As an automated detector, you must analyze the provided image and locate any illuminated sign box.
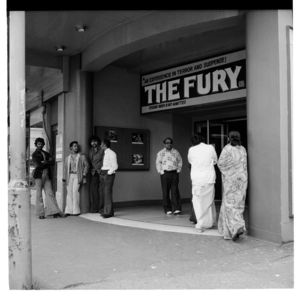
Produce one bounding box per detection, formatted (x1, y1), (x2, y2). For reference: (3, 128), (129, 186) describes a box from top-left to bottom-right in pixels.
(140, 50), (246, 114)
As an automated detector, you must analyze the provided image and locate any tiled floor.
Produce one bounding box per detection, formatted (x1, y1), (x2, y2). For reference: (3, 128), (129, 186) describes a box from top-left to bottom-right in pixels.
(80, 203), (249, 237)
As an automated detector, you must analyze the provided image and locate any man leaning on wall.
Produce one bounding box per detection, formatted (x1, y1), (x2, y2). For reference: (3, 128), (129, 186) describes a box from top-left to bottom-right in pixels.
(89, 135), (104, 213)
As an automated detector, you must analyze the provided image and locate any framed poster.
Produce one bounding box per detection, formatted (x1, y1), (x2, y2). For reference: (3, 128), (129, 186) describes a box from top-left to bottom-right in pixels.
(132, 133), (144, 144)
(105, 130), (118, 142)
(132, 154), (144, 165)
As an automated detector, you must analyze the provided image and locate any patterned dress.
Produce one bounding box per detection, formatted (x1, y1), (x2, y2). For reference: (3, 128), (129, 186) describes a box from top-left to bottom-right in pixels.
(217, 143), (248, 239)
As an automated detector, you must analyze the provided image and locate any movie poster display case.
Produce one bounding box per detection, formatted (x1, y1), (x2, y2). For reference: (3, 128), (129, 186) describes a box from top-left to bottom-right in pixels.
(95, 126), (150, 170)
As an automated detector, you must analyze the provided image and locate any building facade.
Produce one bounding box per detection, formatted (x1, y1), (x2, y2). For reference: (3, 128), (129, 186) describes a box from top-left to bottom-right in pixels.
(24, 10), (293, 244)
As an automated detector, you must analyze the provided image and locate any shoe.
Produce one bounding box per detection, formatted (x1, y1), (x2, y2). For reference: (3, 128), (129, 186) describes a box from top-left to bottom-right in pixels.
(174, 210), (181, 215)
(101, 214), (112, 218)
(232, 234), (240, 241)
(166, 211), (172, 215)
(232, 228), (244, 241)
(53, 213), (67, 218)
(39, 216), (45, 219)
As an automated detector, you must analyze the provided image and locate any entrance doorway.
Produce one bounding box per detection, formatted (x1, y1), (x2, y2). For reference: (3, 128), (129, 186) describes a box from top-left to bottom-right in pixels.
(194, 117), (247, 202)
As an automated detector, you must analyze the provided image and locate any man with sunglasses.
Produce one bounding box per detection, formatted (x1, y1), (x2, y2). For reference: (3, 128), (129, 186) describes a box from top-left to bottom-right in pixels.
(156, 137), (182, 215)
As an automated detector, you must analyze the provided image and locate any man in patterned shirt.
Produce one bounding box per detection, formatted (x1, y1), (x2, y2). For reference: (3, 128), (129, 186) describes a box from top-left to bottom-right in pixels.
(156, 137), (183, 215)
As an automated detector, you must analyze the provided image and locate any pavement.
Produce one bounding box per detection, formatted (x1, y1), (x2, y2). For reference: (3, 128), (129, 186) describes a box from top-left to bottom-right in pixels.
(29, 203), (294, 290)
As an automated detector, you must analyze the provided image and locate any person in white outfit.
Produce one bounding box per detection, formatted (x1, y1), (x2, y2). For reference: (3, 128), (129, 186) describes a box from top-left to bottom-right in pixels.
(63, 141), (90, 215)
(187, 133), (218, 232)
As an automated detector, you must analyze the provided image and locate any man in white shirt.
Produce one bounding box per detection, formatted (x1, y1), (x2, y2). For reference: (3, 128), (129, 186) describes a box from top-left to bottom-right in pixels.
(99, 139), (118, 218)
(188, 133), (218, 232)
(156, 137), (182, 215)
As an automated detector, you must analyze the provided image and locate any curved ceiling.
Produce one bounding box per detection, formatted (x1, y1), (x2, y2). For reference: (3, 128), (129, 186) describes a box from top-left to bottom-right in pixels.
(24, 10), (245, 104)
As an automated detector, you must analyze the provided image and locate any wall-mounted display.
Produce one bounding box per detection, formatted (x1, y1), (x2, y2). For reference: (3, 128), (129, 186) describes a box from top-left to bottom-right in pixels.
(95, 126), (150, 170)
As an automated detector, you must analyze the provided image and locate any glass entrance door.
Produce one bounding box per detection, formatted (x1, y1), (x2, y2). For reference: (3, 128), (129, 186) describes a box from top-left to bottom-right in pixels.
(194, 117), (247, 201)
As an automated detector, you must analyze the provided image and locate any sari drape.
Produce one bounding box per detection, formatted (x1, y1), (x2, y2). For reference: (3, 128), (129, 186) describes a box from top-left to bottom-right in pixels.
(217, 144), (248, 239)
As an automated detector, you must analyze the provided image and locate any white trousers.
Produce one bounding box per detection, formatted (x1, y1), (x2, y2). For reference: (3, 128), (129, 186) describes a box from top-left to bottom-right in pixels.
(65, 174), (81, 214)
(192, 183), (216, 230)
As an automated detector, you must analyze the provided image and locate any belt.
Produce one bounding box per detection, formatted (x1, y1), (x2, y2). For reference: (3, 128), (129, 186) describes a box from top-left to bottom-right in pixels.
(70, 172), (77, 174)
(100, 170), (109, 175)
(164, 170), (177, 173)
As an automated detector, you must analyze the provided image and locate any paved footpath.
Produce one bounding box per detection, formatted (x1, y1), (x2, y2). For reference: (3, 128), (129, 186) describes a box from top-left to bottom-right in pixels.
(29, 206), (294, 290)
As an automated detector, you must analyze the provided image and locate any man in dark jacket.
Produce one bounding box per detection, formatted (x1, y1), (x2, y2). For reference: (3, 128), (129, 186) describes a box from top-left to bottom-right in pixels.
(32, 137), (66, 219)
(89, 135), (104, 213)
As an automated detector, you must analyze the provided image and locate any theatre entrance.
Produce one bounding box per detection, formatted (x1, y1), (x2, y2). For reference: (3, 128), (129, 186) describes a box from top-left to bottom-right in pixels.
(194, 117), (247, 203)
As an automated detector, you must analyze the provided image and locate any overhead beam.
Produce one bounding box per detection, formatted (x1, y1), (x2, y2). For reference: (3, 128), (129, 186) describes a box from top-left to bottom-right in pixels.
(26, 49), (62, 69)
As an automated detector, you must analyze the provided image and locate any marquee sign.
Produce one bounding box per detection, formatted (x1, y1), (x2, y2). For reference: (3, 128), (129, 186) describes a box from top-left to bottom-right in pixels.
(140, 50), (246, 114)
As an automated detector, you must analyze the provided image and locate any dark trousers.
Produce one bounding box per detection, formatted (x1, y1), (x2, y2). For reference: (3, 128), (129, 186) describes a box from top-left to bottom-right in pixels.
(160, 171), (182, 213)
(99, 173), (115, 216)
(90, 172), (104, 213)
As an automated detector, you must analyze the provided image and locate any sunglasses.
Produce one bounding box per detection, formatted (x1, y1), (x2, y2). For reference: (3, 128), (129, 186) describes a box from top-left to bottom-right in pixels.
(165, 142), (172, 144)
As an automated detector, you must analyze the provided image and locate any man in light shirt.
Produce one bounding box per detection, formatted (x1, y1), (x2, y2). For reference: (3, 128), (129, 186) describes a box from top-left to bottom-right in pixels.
(99, 139), (118, 218)
(62, 141), (90, 216)
(188, 133), (218, 232)
(156, 137), (182, 215)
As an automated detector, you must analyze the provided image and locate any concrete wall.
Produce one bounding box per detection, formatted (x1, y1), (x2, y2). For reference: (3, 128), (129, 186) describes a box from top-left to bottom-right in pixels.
(93, 65), (173, 203)
(172, 113), (193, 200)
(62, 54), (94, 213)
(278, 10), (293, 242)
(246, 10), (293, 243)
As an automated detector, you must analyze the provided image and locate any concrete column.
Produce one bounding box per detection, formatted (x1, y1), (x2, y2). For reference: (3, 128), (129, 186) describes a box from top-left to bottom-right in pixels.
(246, 10), (292, 243)
(56, 93), (66, 211)
(8, 11), (32, 289)
(75, 71), (93, 213)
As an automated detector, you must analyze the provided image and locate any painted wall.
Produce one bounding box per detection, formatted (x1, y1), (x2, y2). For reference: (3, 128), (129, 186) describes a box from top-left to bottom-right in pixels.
(93, 65), (173, 203)
(246, 10), (293, 243)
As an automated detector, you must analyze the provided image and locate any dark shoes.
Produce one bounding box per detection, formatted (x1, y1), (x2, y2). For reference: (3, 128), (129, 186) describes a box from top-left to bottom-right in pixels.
(232, 227), (244, 241)
(53, 213), (67, 218)
(101, 214), (112, 218)
(39, 216), (45, 219)
(66, 213), (81, 216)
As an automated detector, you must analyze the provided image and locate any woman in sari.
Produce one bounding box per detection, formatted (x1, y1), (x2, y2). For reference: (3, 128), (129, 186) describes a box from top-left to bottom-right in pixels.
(188, 133), (218, 232)
(217, 131), (248, 241)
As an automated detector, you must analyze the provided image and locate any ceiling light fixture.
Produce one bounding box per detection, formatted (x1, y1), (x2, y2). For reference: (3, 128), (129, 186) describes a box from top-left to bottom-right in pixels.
(75, 25), (86, 32)
(55, 46), (65, 52)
